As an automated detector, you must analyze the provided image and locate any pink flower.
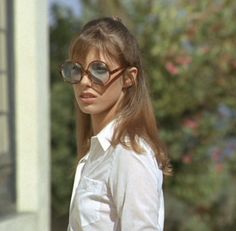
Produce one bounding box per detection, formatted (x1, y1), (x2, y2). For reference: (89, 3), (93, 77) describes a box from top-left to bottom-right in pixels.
(215, 163), (224, 173)
(183, 118), (199, 130)
(200, 46), (210, 54)
(182, 154), (193, 164)
(211, 148), (222, 162)
(165, 62), (179, 75)
(175, 55), (192, 66)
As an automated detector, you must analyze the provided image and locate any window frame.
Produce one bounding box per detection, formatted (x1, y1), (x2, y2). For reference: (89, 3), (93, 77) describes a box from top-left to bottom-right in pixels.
(6, 0), (16, 210)
(0, 0), (16, 215)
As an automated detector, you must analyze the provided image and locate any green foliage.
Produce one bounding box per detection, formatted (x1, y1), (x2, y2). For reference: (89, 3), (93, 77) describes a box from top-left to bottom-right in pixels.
(50, 0), (236, 229)
(124, 1), (236, 230)
(50, 4), (82, 216)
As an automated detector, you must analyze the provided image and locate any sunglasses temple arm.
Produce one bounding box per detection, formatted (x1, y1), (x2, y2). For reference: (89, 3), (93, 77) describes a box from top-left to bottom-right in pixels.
(110, 66), (126, 74)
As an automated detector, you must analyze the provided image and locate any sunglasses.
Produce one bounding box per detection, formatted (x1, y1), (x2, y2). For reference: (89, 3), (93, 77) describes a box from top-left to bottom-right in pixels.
(60, 60), (126, 86)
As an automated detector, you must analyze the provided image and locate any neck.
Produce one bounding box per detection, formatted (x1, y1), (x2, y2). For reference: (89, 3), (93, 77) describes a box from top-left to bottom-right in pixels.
(91, 91), (124, 135)
(91, 100), (122, 135)
(91, 113), (115, 135)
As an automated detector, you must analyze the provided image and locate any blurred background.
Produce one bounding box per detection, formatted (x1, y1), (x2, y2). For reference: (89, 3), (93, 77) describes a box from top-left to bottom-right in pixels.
(50, 0), (236, 230)
(0, 0), (235, 231)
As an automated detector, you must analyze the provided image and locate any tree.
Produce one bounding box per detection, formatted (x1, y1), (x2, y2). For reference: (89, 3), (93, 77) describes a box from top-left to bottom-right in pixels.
(50, 0), (236, 230)
(50, 3), (82, 218)
(81, 0), (236, 230)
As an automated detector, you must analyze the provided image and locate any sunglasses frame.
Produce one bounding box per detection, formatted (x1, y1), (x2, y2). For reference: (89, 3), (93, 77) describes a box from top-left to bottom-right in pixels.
(60, 60), (126, 86)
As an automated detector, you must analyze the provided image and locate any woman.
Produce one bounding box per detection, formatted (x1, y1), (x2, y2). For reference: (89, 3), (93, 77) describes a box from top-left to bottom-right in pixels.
(60, 17), (172, 231)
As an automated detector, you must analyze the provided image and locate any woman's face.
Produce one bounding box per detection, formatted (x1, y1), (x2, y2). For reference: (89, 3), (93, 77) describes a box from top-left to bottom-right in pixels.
(73, 48), (125, 122)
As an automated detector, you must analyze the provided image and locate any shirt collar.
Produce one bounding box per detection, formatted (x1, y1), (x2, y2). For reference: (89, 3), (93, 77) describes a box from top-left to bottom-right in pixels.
(91, 120), (116, 152)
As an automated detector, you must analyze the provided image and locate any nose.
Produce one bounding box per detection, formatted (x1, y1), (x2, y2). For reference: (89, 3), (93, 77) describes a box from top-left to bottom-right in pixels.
(79, 71), (92, 86)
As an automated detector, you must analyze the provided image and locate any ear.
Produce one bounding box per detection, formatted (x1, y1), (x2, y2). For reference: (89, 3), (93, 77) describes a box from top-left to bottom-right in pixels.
(123, 67), (138, 88)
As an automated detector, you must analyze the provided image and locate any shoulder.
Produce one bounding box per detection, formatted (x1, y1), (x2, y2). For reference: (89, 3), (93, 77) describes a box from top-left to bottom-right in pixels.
(111, 139), (163, 183)
(113, 138), (156, 164)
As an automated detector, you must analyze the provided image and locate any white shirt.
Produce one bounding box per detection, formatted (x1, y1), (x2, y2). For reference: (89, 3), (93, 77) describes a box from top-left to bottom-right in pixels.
(67, 121), (164, 231)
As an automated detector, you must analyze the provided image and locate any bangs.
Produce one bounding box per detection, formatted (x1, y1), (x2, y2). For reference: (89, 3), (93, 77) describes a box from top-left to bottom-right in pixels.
(69, 35), (125, 65)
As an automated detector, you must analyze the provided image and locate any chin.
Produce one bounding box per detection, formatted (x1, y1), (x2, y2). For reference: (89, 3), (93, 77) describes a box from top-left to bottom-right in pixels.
(79, 105), (98, 115)
(79, 107), (93, 114)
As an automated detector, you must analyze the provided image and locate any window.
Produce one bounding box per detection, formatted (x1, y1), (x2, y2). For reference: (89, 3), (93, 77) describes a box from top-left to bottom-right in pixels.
(0, 0), (15, 215)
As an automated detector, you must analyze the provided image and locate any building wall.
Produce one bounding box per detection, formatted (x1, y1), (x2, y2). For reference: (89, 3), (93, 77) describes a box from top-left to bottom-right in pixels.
(0, 0), (50, 230)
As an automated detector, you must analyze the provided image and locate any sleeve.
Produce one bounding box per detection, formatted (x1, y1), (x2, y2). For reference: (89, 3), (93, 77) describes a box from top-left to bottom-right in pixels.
(108, 146), (164, 231)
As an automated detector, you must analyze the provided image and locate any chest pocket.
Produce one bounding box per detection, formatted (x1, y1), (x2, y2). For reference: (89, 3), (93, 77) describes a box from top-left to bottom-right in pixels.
(76, 176), (105, 227)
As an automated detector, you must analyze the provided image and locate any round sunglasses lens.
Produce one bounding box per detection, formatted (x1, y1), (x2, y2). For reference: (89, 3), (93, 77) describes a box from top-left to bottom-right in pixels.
(62, 62), (82, 83)
(89, 62), (109, 84)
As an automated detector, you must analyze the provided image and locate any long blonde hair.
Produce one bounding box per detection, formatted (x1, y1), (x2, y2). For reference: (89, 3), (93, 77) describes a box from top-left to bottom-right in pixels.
(69, 17), (172, 175)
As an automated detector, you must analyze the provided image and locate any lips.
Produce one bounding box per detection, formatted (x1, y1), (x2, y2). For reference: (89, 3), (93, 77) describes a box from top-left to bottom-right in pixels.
(79, 92), (97, 104)
(80, 92), (96, 98)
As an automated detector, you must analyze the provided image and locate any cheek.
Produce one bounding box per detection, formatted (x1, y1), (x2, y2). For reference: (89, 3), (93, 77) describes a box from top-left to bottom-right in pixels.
(73, 86), (79, 104)
(99, 84), (123, 105)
